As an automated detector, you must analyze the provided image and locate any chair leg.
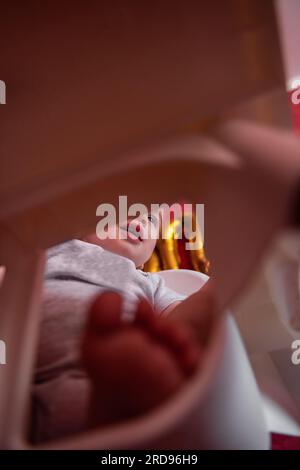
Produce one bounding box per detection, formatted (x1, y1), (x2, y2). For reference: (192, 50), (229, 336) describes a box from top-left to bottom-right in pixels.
(0, 244), (45, 449)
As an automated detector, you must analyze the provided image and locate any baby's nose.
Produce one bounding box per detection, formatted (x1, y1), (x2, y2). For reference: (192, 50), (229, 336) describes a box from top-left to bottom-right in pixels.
(141, 216), (149, 226)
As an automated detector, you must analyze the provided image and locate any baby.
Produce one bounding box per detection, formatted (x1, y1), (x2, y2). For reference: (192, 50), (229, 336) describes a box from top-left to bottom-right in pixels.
(32, 211), (214, 442)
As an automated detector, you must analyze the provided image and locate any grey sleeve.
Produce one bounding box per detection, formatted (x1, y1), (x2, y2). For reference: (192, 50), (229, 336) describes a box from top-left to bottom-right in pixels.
(150, 273), (186, 314)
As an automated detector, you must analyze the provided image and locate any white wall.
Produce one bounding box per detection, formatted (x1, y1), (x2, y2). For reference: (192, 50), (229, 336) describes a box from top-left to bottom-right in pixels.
(276, 0), (300, 89)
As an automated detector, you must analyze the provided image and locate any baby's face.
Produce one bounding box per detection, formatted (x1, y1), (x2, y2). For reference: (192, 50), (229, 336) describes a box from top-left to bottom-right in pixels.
(85, 212), (160, 268)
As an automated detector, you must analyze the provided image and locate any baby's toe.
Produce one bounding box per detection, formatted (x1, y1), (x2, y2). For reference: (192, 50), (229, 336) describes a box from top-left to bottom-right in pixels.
(81, 292), (124, 372)
(177, 342), (202, 376)
(150, 321), (192, 351)
(153, 322), (201, 376)
(86, 291), (123, 335)
(133, 299), (202, 377)
(134, 298), (157, 329)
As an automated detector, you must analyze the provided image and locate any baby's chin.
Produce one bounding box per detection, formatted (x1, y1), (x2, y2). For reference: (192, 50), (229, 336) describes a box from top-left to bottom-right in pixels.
(98, 238), (140, 266)
(87, 235), (150, 268)
(116, 239), (147, 266)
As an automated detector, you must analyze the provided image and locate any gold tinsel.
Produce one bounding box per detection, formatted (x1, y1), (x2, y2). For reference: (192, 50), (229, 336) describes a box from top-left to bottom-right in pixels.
(144, 211), (210, 274)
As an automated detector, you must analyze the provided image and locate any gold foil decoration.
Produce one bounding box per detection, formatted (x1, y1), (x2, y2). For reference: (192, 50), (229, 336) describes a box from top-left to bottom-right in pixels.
(144, 248), (162, 273)
(144, 210), (210, 274)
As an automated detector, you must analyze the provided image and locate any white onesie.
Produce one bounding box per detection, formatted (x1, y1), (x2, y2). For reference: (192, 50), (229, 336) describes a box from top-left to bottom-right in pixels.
(32, 239), (185, 442)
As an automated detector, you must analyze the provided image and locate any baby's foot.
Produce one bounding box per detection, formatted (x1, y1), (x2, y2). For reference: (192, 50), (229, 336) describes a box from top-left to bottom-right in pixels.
(81, 292), (201, 427)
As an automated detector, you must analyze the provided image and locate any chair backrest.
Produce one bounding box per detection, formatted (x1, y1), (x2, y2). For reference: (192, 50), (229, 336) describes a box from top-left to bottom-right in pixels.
(157, 269), (208, 296)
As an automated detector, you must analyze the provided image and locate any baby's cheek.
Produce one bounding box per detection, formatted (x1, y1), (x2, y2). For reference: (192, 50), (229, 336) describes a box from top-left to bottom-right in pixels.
(143, 238), (156, 260)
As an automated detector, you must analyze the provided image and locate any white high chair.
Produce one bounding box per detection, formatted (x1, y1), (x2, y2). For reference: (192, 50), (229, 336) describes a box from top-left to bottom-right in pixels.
(1, 0), (300, 450)
(159, 269), (300, 443)
(157, 269), (270, 449)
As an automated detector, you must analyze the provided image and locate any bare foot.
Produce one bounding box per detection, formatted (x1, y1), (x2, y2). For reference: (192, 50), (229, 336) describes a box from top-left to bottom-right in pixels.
(81, 292), (202, 427)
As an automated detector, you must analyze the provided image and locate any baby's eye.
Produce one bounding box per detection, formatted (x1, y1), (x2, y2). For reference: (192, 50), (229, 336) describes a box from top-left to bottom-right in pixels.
(148, 214), (158, 225)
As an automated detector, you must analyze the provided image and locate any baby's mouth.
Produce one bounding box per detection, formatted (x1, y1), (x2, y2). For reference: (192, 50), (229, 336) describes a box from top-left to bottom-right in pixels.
(120, 224), (143, 243)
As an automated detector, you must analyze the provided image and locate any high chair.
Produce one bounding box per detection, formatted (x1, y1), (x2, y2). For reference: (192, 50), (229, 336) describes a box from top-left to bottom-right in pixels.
(157, 270), (269, 449)
(1, 0), (300, 449)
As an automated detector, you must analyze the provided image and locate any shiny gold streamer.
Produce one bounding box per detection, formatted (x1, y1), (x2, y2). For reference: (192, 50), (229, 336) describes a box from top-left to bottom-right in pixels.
(144, 211), (209, 273)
